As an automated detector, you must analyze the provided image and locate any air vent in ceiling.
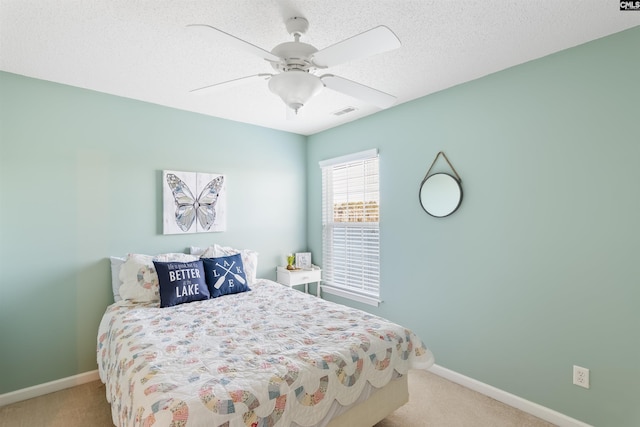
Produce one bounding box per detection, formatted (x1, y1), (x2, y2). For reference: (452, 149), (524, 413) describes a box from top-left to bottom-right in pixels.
(332, 106), (358, 116)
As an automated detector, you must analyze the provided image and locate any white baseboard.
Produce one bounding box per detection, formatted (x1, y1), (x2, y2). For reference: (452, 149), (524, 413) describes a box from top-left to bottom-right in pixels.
(0, 365), (593, 426)
(428, 364), (592, 427)
(0, 370), (100, 407)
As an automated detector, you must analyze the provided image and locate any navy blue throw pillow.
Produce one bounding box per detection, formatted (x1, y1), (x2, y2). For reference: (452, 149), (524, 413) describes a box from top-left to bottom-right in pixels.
(153, 260), (210, 308)
(202, 253), (250, 298)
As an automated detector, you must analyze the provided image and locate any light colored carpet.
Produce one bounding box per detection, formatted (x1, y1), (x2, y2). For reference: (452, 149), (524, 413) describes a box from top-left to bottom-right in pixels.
(0, 370), (555, 427)
(375, 370), (555, 427)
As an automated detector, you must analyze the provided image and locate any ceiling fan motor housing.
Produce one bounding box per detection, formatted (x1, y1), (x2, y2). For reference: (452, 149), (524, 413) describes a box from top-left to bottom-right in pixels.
(270, 41), (318, 72)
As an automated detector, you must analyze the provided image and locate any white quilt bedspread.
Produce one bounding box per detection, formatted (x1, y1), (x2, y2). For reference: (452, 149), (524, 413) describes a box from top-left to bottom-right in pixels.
(98, 279), (434, 427)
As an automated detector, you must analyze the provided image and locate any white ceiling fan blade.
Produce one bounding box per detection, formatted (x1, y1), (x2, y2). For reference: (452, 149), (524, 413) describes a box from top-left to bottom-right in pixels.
(187, 24), (280, 63)
(311, 26), (401, 68)
(321, 75), (396, 109)
(190, 74), (271, 93)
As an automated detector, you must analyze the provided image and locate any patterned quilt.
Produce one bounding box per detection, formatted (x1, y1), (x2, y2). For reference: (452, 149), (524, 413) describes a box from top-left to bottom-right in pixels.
(97, 279), (434, 427)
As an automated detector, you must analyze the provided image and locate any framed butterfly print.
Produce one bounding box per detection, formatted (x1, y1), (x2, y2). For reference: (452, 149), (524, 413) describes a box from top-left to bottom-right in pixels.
(162, 170), (227, 234)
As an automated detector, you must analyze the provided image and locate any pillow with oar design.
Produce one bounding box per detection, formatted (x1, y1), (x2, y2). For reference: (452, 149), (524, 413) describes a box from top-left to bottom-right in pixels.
(202, 253), (250, 298)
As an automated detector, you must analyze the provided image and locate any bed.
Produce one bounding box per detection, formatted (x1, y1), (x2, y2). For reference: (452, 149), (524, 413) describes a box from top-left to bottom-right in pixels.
(99, 251), (434, 427)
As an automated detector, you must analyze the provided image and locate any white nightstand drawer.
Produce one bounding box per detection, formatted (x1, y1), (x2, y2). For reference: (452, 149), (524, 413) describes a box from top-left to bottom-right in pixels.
(276, 267), (321, 286)
(276, 266), (322, 297)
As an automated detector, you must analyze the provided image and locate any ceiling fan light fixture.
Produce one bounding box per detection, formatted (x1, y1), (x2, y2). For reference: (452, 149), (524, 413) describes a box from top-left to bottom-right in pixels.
(268, 71), (323, 113)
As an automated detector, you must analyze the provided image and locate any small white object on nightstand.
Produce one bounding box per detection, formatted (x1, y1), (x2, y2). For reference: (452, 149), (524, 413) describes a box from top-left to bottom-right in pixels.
(276, 265), (322, 297)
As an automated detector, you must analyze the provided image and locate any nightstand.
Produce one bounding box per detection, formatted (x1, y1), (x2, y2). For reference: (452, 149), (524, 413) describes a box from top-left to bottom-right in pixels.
(276, 265), (322, 297)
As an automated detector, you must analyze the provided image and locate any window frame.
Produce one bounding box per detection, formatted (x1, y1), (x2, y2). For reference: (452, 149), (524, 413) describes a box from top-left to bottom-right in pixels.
(319, 149), (381, 307)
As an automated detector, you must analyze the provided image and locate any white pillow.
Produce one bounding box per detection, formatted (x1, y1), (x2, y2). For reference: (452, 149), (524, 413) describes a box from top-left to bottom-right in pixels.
(189, 246), (207, 257)
(118, 253), (199, 303)
(109, 256), (126, 302)
(193, 245), (258, 285)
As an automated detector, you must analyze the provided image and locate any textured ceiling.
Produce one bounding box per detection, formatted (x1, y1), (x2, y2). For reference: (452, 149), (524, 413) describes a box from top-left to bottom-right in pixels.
(1, 1), (638, 135)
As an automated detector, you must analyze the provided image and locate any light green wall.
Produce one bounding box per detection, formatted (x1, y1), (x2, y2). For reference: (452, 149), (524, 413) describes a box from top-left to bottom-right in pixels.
(307, 26), (640, 426)
(0, 72), (307, 394)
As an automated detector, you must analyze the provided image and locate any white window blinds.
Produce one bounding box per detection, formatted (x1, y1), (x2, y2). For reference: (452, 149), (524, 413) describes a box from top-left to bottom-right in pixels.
(320, 149), (380, 305)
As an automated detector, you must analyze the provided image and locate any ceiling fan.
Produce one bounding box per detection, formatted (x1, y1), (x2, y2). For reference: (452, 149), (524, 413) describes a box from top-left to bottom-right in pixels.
(188, 17), (401, 115)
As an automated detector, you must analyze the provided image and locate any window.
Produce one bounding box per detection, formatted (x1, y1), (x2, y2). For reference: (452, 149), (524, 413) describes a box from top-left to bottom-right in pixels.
(319, 149), (380, 306)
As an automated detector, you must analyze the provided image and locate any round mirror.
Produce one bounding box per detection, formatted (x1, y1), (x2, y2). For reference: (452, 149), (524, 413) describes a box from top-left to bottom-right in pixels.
(419, 173), (462, 218)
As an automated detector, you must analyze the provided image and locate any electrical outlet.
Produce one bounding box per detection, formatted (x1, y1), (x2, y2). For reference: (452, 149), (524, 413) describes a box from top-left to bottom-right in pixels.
(573, 365), (590, 389)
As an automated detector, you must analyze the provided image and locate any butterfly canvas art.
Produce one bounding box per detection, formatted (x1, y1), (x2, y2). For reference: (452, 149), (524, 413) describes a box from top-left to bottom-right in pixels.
(162, 170), (226, 234)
